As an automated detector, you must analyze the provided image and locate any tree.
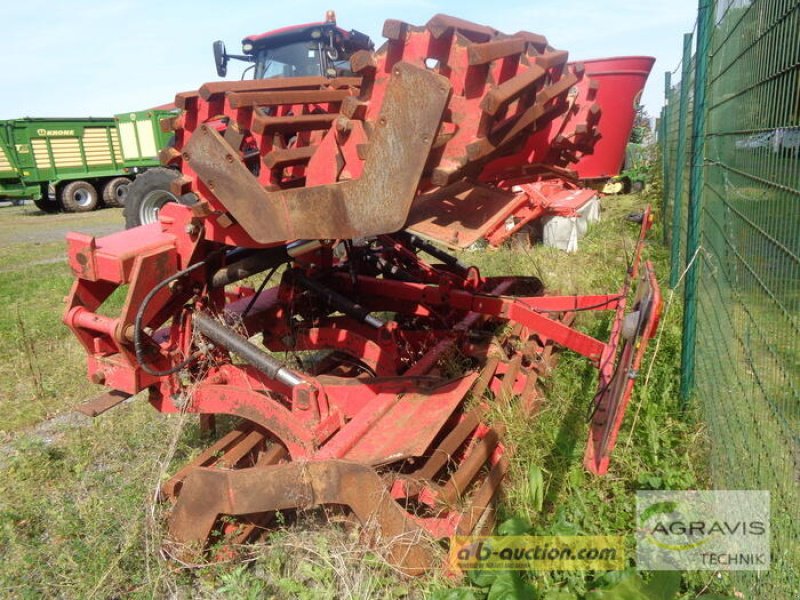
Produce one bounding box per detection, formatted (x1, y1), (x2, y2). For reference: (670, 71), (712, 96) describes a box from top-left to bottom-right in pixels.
(629, 104), (652, 144)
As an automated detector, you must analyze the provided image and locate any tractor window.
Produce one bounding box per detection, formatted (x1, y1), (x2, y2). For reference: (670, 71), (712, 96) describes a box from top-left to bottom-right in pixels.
(256, 42), (322, 78)
(330, 57), (355, 77)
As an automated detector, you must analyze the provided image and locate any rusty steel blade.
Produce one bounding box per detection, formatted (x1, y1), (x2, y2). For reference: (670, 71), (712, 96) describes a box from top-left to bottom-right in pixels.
(168, 460), (434, 575)
(335, 374), (478, 466)
(405, 183), (519, 249)
(184, 62), (451, 243)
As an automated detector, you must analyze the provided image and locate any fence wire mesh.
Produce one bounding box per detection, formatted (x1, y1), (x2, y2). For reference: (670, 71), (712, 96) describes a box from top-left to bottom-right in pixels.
(662, 0), (799, 596)
(662, 79), (683, 248)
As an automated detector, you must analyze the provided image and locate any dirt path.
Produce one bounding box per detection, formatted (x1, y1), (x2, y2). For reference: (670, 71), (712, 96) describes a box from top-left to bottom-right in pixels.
(0, 203), (124, 245)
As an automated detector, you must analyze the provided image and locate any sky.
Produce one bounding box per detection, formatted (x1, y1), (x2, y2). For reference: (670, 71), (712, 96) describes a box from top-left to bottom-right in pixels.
(0, 0), (699, 122)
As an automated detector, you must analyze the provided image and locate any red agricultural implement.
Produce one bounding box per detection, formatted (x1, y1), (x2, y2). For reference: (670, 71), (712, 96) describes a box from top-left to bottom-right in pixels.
(65, 14), (661, 574)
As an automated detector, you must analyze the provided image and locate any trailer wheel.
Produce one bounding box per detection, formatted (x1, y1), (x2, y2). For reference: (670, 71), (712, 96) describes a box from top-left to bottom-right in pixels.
(124, 168), (181, 229)
(60, 181), (99, 212)
(33, 198), (60, 213)
(102, 177), (132, 208)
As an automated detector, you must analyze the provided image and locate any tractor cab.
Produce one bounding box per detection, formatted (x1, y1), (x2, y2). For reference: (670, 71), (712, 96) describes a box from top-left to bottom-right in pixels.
(213, 11), (373, 80)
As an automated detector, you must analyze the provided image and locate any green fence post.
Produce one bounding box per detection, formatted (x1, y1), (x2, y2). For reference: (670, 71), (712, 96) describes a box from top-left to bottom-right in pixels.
(680, 0), (712, 402)
(662, 71), (672, 246)
(670, 33), (694, 288)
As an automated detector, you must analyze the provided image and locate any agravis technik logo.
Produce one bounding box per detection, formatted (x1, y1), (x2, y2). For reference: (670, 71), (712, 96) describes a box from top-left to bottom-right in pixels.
(636, 490), (770, 571)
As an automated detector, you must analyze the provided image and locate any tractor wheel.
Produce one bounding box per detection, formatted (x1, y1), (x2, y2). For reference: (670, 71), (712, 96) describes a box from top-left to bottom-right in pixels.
(102, 177), (132, 208)
(124, 168), (181, 229)
(60, 181), (99, 212)
(33, 197), (60, 213)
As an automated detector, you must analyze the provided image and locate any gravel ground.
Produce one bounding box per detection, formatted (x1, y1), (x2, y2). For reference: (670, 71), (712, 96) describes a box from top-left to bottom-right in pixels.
(0, 202), (124, 246)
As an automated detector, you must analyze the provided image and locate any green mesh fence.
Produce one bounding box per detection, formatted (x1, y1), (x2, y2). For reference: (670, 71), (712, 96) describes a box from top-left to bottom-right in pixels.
(662, 55), (696, 287)
(663, 0), (799, 596)
(662, 75), (683, 250)
(673, 54), (696, 287)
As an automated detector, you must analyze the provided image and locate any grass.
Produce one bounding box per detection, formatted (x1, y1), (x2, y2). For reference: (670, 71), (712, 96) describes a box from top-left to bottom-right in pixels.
(0, 195), (731, 598)
(0, 261), (92, 432)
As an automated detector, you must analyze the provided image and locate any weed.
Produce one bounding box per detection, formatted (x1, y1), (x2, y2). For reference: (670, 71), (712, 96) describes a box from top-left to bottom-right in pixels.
(14, 305), (45, 402)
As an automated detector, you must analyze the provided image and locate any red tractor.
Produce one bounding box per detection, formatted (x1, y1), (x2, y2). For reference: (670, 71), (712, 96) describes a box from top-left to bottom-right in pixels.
(213, 10), (373, 80)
